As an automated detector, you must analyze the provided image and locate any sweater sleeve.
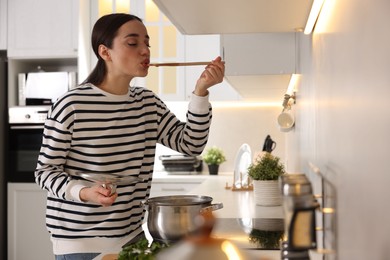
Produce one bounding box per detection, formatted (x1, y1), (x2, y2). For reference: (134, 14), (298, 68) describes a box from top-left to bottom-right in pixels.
(34, 107), (87, 202)
(157, 92), (212, 155)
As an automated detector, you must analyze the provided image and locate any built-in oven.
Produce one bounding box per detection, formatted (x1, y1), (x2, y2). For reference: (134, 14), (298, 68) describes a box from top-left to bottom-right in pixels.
(7, 106), (49, 183)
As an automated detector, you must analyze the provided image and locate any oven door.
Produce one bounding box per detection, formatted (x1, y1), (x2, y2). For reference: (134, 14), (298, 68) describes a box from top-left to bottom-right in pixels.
(8, 124), (44, 182)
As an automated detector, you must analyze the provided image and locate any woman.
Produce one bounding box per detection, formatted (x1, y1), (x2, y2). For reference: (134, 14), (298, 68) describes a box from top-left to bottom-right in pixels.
(35, 13), (224, 260)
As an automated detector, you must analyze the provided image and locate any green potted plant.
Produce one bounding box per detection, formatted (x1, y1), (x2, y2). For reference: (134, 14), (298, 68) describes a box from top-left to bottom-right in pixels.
(248, 152), (285, 206)
(202, 146), (226, 175)
(249, 229), (284, 249)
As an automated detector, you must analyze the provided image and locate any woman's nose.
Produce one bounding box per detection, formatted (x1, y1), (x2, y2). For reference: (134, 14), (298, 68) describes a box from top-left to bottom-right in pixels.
(140, 45), (150, 55)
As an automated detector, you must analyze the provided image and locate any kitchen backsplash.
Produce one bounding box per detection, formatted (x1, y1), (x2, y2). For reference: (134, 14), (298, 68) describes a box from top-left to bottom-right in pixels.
(154, 101), (286, 173)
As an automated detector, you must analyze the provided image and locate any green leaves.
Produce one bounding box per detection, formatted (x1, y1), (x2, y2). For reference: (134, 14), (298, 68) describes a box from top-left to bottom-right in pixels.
(118, 238), (169, 260)
(202, 146), (226, 165)
(248, 152), (285, 181)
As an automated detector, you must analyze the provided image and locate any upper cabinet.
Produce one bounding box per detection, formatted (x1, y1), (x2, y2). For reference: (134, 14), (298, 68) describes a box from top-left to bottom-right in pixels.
(222, 33), (296, 102)
(152, 0), (314, 34)
(0, 0), (6, 50)
(184, 35), (241, 101)
(7, 0), (79, 59)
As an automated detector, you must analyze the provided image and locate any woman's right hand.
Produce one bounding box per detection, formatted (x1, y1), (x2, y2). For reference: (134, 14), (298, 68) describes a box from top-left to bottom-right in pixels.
(80, 185), (118, 207)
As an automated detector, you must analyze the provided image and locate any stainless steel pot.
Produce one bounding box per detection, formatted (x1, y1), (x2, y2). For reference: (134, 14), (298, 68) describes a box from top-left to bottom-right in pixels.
(142, 195), (223, 243)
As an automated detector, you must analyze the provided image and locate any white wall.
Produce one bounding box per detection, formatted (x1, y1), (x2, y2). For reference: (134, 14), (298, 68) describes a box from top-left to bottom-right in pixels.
(154, 102), (286, 173)
(288, 0), (390, 259)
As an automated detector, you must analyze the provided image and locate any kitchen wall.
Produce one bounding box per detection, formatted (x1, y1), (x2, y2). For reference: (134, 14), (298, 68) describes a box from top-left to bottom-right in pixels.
(154, 101), (286, 173)
(287, 0), (390, 259)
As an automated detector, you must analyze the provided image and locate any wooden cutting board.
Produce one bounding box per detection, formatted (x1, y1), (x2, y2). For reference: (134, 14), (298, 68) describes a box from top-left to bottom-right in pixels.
(101, 254), (118, 260)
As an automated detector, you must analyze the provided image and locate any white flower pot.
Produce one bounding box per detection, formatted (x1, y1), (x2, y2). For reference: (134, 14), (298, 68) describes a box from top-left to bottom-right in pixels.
(253, 180), (282, 206)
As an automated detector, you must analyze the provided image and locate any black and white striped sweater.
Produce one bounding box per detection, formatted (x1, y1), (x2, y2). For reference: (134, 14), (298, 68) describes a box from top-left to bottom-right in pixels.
(34, 83), (212, 254)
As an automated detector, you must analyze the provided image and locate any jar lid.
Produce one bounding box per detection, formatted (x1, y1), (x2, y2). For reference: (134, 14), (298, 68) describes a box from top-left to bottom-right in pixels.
(280, 174), (313, 196)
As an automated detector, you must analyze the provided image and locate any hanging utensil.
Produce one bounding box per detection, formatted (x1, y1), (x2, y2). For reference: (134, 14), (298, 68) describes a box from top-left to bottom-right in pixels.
(262, 135), (276, 153)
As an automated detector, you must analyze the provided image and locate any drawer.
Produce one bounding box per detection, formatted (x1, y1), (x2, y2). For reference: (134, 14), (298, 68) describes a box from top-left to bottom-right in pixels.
(150, 182), (202, 197)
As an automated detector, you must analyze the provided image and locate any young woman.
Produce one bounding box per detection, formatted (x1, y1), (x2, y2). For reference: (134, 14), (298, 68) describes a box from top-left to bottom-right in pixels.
(34, 13), (224, 260)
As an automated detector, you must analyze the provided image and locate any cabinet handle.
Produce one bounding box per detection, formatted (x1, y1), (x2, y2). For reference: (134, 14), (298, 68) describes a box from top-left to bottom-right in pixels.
(161, 188), (185, 191)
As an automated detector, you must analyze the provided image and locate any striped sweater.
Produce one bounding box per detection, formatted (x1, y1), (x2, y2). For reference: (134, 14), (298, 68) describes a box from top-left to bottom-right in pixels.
(34, 83), (212, 254)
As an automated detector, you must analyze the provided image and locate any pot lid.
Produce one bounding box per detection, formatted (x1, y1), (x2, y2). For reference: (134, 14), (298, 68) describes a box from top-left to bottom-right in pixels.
(146, 195), (213, 206)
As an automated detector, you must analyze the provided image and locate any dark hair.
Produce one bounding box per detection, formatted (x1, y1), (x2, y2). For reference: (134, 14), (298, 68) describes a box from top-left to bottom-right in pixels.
(82, 13), (143, 86)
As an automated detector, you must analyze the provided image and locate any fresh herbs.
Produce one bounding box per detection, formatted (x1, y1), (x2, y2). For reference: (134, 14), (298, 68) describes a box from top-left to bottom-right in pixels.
(118, 238), (169, 260)
(249, 229), (284, 249)
(202, 146), (226, 165)
(248, 152), (285, 181)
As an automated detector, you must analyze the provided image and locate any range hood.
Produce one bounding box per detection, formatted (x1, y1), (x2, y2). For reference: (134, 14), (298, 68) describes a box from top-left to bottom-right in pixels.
(152, 0), (314, 34)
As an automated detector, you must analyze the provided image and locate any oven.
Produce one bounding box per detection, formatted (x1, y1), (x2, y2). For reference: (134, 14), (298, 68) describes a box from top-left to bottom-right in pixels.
(7, 106), (49, 183)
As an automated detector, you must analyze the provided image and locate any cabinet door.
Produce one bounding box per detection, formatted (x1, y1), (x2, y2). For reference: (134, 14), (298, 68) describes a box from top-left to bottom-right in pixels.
(0, 0), (6, 50)
(150, 181), (203, 197)
(222, 33), (295, 76)
(8, 183), (54, 260)
(7, 0), (79, 58)
(184, 34), (241, 101)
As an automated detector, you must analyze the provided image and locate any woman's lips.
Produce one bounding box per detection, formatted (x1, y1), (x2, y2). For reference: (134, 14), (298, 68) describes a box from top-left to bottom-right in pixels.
(141, 59), (150, 69)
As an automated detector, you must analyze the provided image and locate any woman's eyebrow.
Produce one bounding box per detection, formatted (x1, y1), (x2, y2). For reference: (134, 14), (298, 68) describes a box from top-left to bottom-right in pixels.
(125, 33), (150, 39)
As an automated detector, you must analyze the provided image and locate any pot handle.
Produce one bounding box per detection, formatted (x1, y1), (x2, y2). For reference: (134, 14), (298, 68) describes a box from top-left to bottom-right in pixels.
(199, 203), (223, 214)
(139, 200), (148, 210)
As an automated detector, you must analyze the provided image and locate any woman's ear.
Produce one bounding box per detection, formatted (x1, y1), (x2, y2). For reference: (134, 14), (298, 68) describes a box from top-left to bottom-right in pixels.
(98, 44), (111, 61)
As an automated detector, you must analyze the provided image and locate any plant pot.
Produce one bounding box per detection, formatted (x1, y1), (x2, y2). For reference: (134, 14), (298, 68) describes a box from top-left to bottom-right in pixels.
(253, 180), (282, 206)
(208, 164), (219, 175)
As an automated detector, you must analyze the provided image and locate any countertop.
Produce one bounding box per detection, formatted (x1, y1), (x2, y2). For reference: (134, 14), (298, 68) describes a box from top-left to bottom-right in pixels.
(94, 174), (284, 259)
(94, 174), (323, 259)
(94, 174), (322, 260)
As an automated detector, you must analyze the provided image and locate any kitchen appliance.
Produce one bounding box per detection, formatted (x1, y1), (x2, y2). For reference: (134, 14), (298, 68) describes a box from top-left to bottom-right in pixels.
(280, 174), (319, 259)
(142, 195), (223, 243)
(159, 154), (202, 174)
(7, 106), (49, 182)
(0, 51), (7, 260)
(18, 71), (76, 106)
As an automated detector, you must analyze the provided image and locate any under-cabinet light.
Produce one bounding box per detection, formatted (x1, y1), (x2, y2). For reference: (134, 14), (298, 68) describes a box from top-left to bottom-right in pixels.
(211, 102), (281, 108)
(286, 74), (299, 96)
(304, 0), (325, 34)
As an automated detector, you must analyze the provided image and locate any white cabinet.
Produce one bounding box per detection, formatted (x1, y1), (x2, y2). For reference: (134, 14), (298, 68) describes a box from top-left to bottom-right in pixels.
(7, 0), (79, 58)
(150, 177), (206, 197)
(222, 33), (295, 76)
(152, 0), (313, 34)
(0, 0), (6, 50)
(221, 32), (296, 102)
(184, 34), (241, 101)
(8, 183), (54, 260)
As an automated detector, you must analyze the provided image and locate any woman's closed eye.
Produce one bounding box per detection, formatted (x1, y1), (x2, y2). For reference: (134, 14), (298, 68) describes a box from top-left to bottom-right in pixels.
(127, 42), (151, 48)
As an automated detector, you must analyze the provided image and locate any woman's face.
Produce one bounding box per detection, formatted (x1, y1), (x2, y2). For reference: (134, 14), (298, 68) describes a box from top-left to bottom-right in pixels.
(106, 19), (151, 79)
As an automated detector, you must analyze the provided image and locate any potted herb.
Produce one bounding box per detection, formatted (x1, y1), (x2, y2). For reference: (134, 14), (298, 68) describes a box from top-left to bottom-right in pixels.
(202, 146), (226, 175)
(249, 229), (284, 249)
(248, 152), (285, 206)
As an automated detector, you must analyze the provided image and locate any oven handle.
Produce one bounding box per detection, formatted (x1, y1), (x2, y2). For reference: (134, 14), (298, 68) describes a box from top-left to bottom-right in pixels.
(10, 125), (44, 129)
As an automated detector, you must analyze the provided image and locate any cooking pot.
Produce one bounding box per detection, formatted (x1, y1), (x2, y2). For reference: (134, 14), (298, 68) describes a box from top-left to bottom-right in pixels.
(142, 195), (223, 243)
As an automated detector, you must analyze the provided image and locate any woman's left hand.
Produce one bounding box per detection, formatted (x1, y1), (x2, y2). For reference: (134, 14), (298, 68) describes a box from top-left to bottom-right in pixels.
(194, 56), (225, 96)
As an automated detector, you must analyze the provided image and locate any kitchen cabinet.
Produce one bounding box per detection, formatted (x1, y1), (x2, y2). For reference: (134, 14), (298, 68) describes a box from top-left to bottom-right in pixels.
(7, 183), (54, 260)
(152, 0), (313, 34)
(150, 176), (206, 197)
(0, 0), (6, 50)
(221, 32), (296, 102)
(7, 0), (79, 58)
(184, 34), (241, 101)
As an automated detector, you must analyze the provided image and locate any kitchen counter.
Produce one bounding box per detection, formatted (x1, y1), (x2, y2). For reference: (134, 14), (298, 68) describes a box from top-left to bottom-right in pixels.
(94, 174), (284, 259)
